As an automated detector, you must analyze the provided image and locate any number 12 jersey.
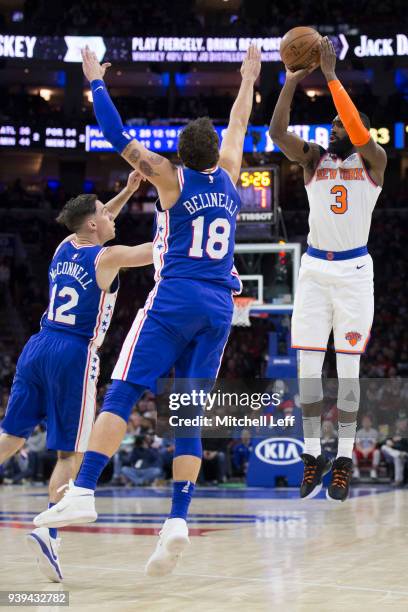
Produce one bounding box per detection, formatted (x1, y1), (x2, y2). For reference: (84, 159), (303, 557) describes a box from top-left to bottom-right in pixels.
(41, 240), (118, 347)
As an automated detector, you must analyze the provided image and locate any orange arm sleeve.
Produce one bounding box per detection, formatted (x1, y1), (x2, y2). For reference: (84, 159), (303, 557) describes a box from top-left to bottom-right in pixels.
(328, 80), (370, 147)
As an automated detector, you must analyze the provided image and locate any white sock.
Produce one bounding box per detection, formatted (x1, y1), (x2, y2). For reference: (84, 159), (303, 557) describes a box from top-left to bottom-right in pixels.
(302, 415), (321, 457)
(337, 421), (357, 459)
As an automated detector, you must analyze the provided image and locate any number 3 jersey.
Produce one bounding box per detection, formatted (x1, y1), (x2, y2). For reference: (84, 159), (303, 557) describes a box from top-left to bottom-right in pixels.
(153, 166), (242, 293)
(305, 152), (381, 251)
(41, 240), (118, 347)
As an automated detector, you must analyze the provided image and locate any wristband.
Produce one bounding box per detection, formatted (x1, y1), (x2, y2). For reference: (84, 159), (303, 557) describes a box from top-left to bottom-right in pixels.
(91, 80), (132, 153)
(328, 79), (370, 147)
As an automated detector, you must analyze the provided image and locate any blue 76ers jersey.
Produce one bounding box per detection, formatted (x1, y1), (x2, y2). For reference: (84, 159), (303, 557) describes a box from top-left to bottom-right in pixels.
(153, 166), (242, 293)
(41, 240), (118, 347)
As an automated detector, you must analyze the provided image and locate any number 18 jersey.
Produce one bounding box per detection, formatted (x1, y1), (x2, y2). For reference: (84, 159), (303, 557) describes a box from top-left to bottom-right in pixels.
(41, 240), (118, 347)
(153, 166), (242, 293)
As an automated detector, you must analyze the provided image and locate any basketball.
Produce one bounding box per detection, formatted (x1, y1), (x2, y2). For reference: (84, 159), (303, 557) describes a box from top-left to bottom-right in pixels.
(280, 26), (321, 71)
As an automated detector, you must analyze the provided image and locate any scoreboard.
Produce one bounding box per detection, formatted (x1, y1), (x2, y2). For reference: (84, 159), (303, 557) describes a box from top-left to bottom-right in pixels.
(0, 123), (406, 153)
(237, 169), (273, 218)
(236, 167), (278, 241)
(0, 124), (85, 149)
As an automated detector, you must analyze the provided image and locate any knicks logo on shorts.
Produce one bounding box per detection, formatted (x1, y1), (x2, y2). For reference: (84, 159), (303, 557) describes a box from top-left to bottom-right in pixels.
(345, 331), (362, 347)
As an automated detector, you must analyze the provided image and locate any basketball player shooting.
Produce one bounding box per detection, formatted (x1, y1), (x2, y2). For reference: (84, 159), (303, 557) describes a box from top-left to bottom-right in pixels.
(35, 46), (261, 575)
(0, 171), (152, 581)
(269, 37), (387, 502)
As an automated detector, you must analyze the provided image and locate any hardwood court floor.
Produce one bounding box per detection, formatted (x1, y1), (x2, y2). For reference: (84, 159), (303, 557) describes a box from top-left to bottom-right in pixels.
(1, 485), (407, 612)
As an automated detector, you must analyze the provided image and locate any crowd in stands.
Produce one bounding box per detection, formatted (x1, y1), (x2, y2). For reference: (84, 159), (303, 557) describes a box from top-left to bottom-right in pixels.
(3, 0), (407, 35)
(113, 94), (238, 125)
(1, 85), (406, 128)
(0, 91), (64, 127)
(0, 92), (239, 128)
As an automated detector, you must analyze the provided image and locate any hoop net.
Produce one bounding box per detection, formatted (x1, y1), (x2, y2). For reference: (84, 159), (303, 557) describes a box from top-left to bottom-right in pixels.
(232, 297), (257, 327)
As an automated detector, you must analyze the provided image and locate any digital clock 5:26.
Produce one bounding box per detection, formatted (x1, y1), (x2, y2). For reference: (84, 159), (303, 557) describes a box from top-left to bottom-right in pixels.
(240, 171), (271, 188)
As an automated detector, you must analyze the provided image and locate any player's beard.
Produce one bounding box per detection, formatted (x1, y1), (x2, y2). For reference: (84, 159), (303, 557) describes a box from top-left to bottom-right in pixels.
(328, 134), (354, 158)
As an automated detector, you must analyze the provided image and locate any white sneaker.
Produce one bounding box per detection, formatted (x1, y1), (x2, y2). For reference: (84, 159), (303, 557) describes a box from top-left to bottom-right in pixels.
(33, 480), (97, 528)
(26, 527), (63, 582)
(370, 469), (378, 479)
(145, 518), (190, 577)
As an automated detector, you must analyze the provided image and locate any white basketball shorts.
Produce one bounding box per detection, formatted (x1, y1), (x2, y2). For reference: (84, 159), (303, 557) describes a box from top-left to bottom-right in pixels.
(291, 252), (374, 354)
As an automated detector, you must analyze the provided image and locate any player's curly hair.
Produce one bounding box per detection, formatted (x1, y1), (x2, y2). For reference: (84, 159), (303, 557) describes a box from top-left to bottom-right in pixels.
(56, 194), (97, 233)
(178, 117), (220, 172)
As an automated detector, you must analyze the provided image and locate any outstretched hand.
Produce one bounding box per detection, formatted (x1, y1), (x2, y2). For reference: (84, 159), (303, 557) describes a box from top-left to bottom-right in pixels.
(240, 45), (261, 83)
(126, 170), (144, 192)
(81, 45), (111, 82)
(320, 36), (337, 81)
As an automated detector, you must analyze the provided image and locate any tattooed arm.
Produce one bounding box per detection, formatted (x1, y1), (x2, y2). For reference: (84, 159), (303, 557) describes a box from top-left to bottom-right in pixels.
(121, 140), (179, 207)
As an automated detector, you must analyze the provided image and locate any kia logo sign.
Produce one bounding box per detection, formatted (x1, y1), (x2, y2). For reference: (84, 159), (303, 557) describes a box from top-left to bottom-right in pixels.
(255, 437), (305, 465)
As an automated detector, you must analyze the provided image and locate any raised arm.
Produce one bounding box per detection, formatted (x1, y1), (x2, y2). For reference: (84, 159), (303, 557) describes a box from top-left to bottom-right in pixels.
(82, 47), (178, 197)
(269, 64), (321, 173)
(104, 170), (143, 219)
(320, 37), (387, 185)
(219, 45), (261, 183)
(53, 171), (143, 255)
(96, 242), (153, 292)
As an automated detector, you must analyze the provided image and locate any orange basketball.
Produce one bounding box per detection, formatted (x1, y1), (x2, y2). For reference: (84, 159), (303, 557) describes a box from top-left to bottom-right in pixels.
(280, 26), (321, 72)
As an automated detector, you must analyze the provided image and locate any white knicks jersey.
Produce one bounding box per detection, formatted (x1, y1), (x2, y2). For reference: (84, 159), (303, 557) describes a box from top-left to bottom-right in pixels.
(305, 152), (381, 251)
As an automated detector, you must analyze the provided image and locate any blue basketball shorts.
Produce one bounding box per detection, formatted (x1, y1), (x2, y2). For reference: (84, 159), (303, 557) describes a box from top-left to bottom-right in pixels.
(1, 330), (100, 452)
(112, 278), (233, 391)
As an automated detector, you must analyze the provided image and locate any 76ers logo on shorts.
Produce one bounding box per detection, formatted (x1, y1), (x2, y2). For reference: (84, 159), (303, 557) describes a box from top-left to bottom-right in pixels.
(345, 331), (362, 347)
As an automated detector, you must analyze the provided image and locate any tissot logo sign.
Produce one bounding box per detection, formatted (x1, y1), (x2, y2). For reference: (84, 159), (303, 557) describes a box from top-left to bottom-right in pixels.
(255, 438), (304, 466)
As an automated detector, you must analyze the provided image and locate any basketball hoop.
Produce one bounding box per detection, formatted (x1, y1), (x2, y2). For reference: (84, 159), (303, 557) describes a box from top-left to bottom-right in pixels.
(232, 297), (257, 327)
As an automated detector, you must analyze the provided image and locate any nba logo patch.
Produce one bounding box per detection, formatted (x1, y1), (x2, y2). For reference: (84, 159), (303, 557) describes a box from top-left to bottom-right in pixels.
(209, 176), (214, 183)
(72, 253), (79, 260)
(345, 331), (362, 347)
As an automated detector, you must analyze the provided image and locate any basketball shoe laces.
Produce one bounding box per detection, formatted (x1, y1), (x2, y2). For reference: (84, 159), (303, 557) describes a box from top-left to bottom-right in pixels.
(332, 466), (350, 488)
(303, 464), (317, 484)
